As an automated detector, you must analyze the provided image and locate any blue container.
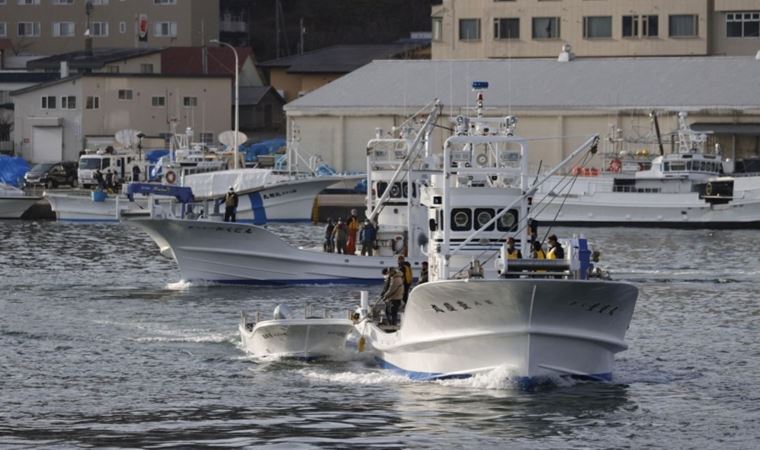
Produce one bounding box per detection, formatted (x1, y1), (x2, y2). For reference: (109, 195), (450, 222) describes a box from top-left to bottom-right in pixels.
(91, 190), (107, 202)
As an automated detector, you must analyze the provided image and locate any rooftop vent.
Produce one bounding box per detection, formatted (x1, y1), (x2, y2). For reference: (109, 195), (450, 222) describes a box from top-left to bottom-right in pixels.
(558, 43), (575, 62)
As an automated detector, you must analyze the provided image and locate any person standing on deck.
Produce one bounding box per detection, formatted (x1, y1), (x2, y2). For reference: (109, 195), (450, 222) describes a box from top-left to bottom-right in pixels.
(382, 267), (404, 326)
(417, 261), (429, 285)
(332, 218), (348, 254)
(397, 255), (413, 304)
(132, 164), (141, 182)
(346, 209), (360, 254)
(224, 187), (239, 222)
(359, 220), (376, 256)
(546, 234), (565, 259)
(324, 218), (335, 252)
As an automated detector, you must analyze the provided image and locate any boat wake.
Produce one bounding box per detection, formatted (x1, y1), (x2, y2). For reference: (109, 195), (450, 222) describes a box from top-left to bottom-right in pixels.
(165, 279), (194, 290)
(134, 329), (236, 344)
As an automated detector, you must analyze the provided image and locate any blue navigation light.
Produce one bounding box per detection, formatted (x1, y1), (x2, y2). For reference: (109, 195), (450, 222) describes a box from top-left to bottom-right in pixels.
(472, 81), (489, 90)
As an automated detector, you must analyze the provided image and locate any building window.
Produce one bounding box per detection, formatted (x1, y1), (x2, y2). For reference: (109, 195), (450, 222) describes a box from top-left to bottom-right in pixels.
(154, 21), (177, 37)
(17, 0), (40, 4)
(52, 22), (75, 37)
(140, 63), (154, 74)
(118, 89), (133, 100)
(583, 16), (611, 38)
(41, 96), (56, 109)
(18, 22), (40, 37)
(154, 0), (176, 4)
(0, 23), (5, 38)
(642, 15), (658, 37)
(183, 96), (198, 107)
(494, 17), (519, 40)
(151, 96), (166, 107)
(432, 17), (443, 41)
(61, 95), (76, 109)
(459, 18), (481, 41)
(91, 21), (109, 37)
(669, 14), (698, 37)
(119, 21), (126, 33)
(727, 12), (760, 38)
(622, 15), (638, 38)
(91, 0), (109, 4)
(532, 17), (560, 39)
(86, 96), (99, 109)
(200, 132), (214, 144)
(52, 0), (74, 4)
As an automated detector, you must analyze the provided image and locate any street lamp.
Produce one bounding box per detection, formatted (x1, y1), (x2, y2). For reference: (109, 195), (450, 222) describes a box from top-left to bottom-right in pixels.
(210, 39), (239, 169)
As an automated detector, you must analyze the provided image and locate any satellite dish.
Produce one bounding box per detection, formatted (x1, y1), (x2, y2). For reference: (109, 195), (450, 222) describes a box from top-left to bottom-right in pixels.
(114, 129), (143, 149)
(218, 130), (248, 150)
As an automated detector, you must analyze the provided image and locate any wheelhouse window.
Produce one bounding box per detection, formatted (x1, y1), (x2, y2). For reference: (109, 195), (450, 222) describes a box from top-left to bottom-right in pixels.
(532, 17), (560, 39)
(494, 17), (519, 40)
(727, 12), (760, 38)
(583, 16), (612, 38)
(669, 14), (698, 37)
(459, 18), (481, 41)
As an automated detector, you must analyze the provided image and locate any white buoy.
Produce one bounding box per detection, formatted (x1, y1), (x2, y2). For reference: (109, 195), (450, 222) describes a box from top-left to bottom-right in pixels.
(360, 290), (369, 319)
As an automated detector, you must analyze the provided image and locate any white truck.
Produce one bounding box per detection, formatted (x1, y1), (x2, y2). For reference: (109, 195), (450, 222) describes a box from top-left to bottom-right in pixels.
(78, 149), (146, 189)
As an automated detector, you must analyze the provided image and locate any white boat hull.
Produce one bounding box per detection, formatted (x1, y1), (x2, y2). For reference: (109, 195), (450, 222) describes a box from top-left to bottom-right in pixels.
(239, 318), (355, 359)
(0, 195), (41, 219)
(45, 177), (345, 223)
(130, 218), (421, 284)
(358, 279), (637, 381)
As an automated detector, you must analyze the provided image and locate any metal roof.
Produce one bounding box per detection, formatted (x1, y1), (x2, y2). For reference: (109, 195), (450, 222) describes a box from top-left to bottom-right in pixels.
(26, 48), (162, 71)
(285, 56), (760, 112)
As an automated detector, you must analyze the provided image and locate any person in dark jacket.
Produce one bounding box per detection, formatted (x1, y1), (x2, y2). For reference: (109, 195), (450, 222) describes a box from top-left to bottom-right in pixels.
(417, 261), (429, 285)
(324, 218), (335, 253)
(132, 164), (141, 182)
(332, 218), (348, 254)
(104, 169), (114, 191)
(547, 234), (564, 259)
(94, 169), (105, 190)
(359, 220), (377, 256)
(224, 187), (239, 222)
(397, 255), (413, 303)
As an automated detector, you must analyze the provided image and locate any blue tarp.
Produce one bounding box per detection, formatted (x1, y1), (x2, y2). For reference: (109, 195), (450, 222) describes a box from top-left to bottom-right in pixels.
(0, 156), (32, 187)
(239, 138), (286, 163)
(144, 149), (170, 163)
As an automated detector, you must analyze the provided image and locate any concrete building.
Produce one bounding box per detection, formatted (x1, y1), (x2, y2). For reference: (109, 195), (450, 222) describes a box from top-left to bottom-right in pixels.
(432, 0), (760, 59)
(0, 71), (59, 154)
(0, 0), (219, 59)
(11, 73), (231, 163)
(285, 57), (760, 172)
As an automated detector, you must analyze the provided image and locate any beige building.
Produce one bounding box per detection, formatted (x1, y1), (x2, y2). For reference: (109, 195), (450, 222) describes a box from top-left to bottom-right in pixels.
(11, 73), (231, 163)
(432, 0), (760, 59)
(0, 0), (219, 57)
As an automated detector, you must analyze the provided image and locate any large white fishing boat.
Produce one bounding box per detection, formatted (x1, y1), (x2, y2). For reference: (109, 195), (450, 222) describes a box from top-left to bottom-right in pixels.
(532, 113), (760, 228)
(0, 183), (41, 219)
(124, 101), (443, 283)
(354, 85), (638, 383)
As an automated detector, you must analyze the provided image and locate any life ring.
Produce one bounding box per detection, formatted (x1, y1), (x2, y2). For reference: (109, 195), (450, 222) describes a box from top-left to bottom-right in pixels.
(476, 154), (488, 166)
(165, 170), (177, 184)
(608, 159), (622, 173)
(389, 183), (401, 198)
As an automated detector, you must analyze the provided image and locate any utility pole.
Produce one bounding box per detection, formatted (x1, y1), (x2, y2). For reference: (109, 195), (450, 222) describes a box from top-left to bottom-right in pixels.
(275, 0), (280, 58)
(299, 17), (305, 55)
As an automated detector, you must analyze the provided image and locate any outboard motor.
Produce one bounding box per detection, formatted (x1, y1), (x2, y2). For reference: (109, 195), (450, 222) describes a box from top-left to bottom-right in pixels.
(273, 304), (292, 320)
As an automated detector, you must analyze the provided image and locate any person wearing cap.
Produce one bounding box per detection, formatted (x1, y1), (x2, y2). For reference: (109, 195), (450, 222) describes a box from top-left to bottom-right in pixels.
(332, 217), (348, 254)
(345, 208), (360, 254)
(359, 219), (377, 256)
(397, 255), (413, 303)
(223, 187), (239, 222)
(382, 267), (404, 326)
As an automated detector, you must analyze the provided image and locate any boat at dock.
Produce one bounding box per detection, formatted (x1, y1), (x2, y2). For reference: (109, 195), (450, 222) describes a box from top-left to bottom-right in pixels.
(532, 112), (760, 228)
(239, 304), (355, 360)
(0, 183), (42, 219)
(353, 85), (638, 383)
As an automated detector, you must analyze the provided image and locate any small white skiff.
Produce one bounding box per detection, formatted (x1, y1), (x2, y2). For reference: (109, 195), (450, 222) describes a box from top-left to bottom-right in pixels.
(239, 305), (355, 360)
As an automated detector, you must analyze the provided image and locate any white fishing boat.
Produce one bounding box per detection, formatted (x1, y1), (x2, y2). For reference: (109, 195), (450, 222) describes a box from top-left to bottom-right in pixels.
(239, 304), (355, 360)
(0, 183), (41, 219)
(124, 101), (443, 283)
(46, 126), (358, 223)
(353, 84), (638, 383)
(532, 113), (760, 228)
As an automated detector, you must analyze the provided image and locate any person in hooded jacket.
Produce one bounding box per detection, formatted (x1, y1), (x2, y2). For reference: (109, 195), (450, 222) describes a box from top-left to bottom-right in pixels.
(382, 267), (404, 326)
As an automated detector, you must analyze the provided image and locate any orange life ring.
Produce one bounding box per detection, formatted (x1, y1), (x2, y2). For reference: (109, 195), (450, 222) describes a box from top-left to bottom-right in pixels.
(165, 170), (177, 184)
(608, 159), (622, 173)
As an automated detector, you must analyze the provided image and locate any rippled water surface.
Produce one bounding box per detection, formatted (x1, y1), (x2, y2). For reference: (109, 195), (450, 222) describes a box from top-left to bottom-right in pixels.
(1, 222), (759, 448)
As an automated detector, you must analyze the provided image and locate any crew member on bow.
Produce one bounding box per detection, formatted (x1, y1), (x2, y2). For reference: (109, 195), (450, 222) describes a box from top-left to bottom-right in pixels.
(224, 187), (239, 222)
(345, 209), (360, 254)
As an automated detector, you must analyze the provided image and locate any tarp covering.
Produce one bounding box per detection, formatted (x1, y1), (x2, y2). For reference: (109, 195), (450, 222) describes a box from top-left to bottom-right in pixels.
(144, 149), (170, 163)
(182, 168), (289, 199)
(0, 155), (32, 187)
(239, 138), (286, 163)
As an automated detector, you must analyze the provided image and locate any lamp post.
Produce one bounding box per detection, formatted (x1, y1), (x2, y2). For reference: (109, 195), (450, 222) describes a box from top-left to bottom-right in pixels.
(210, 39), (239, 169)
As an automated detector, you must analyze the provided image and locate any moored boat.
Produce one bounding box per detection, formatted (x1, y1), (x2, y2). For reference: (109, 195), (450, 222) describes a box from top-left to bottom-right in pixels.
(0, 183), (42, 219)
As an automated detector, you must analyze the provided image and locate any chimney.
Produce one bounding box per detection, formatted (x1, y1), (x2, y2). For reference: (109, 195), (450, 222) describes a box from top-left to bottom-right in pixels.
(60, 61), (69, 78)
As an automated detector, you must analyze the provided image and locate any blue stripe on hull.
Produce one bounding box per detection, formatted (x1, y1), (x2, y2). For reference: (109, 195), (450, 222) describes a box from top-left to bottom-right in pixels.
(376, 358), (612, 388)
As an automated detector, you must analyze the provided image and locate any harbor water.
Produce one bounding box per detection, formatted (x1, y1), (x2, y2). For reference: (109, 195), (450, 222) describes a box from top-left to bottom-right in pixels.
(1, 221), (758, 448)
